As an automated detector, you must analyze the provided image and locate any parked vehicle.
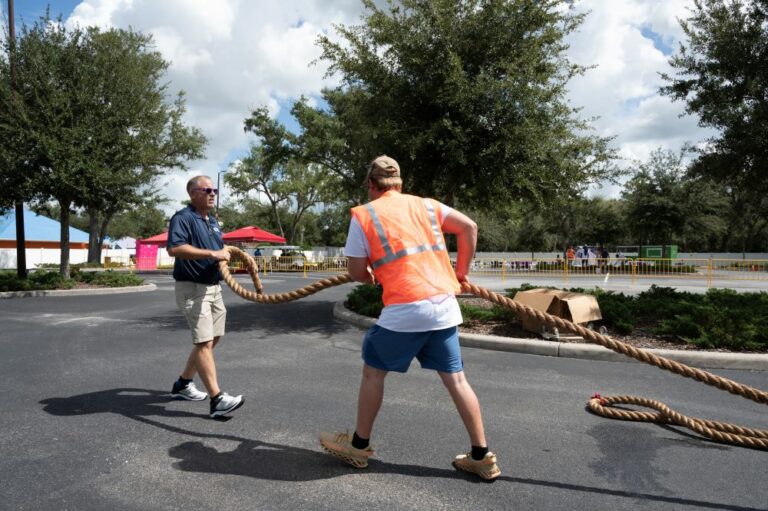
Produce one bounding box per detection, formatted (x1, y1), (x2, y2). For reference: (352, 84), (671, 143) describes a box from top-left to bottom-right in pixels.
(274, 250), (319, 271)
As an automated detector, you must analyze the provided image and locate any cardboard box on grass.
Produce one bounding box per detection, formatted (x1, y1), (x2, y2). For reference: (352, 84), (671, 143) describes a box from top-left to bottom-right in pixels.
(512, 288), (602, 333)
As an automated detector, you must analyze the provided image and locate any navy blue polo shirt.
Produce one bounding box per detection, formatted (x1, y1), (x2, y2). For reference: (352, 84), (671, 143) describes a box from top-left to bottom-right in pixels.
(167, 205), (224, 284)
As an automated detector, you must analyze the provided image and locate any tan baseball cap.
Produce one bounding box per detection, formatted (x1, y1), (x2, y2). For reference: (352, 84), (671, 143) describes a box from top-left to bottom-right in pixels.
(367, 155), (400, 179)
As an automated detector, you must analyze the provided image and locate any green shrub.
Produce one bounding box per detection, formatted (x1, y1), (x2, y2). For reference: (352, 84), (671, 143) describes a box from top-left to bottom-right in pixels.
(0, 269), (143, 292)
(75, 270), (144, 287)
(594, 293), (635, 335)
(345, 284), (384, 318)
(460, 303), (518, 322)
(28, 271), (75, 290)
(0, 271), (32, 292)
(345, 280), (767, 351)
(655, 289), (768, 350)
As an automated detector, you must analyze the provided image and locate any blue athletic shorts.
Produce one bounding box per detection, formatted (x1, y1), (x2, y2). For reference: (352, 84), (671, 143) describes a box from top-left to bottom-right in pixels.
(362, 325), (464, 373)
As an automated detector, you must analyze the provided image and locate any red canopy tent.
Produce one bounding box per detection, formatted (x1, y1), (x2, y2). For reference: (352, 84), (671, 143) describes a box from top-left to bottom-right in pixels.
(222, 226), (286, 244)
(139, 231), (169, 245)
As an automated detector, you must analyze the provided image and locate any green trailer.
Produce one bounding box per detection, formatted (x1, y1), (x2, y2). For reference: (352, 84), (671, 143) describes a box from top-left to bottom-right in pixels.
(617, 245), (678, 260)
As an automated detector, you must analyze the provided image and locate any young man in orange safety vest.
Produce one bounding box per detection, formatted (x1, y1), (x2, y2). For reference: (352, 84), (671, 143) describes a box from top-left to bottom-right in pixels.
(319, 155), (500, 480)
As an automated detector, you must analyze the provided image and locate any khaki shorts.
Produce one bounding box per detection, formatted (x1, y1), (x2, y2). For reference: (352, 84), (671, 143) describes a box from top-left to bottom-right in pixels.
(175, 281), (226, 344)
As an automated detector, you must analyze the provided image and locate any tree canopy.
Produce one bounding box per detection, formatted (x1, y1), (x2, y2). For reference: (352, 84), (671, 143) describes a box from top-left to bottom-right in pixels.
(226, 146), (344, 244)
(661, 0), (768, 214)
(0, 16), (205, 276)
(244, 0), (617, 210)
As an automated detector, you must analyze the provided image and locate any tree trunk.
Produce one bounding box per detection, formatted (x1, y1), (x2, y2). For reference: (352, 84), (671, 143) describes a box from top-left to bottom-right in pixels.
(99, 214), (112, 250)
(59, 202), (71, 278)
(87, 208), (101, 264)
(269, 200), (285, 239)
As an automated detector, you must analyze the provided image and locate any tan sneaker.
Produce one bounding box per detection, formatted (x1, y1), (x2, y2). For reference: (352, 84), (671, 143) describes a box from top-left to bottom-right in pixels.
(319, 431), (374, 468)
(452, 452), (501, 480)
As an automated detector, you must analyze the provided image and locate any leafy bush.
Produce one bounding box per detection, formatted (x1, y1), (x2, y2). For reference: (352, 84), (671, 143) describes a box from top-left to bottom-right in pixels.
(345, 284), (384, 318)
(0, 270), (75, 291)
(0, 271), (32, 292)
(75, 270), (144, 287)
(593, 292), (635, 335)
(460, 303), (518, 322)
(0, 269), (143, 291)
(30, 271), (76, 290)
(655, 289), (768, 350)
(345, 281), (768, 351)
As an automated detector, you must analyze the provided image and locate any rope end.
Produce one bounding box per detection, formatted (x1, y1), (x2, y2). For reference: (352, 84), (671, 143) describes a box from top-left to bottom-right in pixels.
(590, 393), (607, 406)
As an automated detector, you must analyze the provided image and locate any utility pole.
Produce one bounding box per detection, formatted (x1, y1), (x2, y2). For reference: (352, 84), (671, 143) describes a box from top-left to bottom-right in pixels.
(216, 169), (227, 219)
(8, 0), (27, 278)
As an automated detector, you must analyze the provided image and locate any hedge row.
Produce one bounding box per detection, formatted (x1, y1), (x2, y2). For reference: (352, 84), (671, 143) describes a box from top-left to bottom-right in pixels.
(508, 284), (767, 351)
(0, 270), (144, 292)
(346, 283), (768, 351)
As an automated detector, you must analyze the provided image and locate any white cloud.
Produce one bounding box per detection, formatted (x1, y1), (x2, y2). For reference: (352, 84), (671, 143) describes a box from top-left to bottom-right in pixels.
(565, 0), (714, 197)
(50, 0), (715, 210)
(63, 0), (363, 213)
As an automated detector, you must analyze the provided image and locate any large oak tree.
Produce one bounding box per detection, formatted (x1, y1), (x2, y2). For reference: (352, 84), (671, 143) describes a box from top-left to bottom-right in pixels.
(0, 16), (205, 276)
(244, 0), (617, 211)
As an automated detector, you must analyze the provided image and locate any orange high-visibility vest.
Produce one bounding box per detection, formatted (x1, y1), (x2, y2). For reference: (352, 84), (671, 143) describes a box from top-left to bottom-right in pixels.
(351, 191), (460, 306)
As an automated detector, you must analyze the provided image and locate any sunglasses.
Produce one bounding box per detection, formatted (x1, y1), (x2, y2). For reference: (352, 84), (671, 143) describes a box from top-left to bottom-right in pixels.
(192, 187), (219, 195)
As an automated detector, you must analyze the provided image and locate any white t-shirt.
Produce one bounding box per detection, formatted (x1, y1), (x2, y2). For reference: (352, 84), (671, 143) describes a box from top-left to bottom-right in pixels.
(344, 202), (463, 332)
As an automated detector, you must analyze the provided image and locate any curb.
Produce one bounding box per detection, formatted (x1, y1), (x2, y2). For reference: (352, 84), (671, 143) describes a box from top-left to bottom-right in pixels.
(332, 301), (768, 371)
(0, 283), (157, 299)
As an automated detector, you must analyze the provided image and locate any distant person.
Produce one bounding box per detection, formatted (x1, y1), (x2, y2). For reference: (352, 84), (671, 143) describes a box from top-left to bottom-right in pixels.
(166, 175), (244, 419)
(254, 247), (262, 257)
(565, 246), (575, 262)
(574, 245), (585, 268)
(587, 246), (597, 267)
(319, 155), (500, 480)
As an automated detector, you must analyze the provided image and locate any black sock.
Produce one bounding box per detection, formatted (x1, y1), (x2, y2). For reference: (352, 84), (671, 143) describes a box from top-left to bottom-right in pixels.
(352, 431), (369, 449)
(471, 446), (488, 461)
(178, 377), (193, 386)
(210, 392), (222, 402)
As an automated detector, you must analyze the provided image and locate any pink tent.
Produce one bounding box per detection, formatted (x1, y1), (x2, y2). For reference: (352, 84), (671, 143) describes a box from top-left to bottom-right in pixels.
(223, 226), (286, 244)
(138, 231), (169, 245)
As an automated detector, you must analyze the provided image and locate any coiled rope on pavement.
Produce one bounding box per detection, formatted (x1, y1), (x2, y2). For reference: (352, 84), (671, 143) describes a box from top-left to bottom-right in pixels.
(219, 245), (768, 450)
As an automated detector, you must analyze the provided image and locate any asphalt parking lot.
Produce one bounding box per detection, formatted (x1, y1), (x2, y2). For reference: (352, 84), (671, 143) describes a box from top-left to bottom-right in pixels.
(0, 273), (766, 510)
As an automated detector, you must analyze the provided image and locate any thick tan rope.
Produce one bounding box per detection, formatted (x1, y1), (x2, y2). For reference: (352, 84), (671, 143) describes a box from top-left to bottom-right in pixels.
(219, 245), (768, 449)
(219, 245), (353, 304)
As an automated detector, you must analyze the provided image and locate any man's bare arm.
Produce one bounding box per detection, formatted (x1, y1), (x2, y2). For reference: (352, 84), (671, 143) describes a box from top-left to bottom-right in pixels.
(347, 256), (375, 284)
(441, 210), (477, 282)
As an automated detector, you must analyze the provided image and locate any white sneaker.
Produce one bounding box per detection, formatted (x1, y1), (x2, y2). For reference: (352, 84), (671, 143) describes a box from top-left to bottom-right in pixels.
(171, 381), (208, 401)
(210, 392), (244, 418)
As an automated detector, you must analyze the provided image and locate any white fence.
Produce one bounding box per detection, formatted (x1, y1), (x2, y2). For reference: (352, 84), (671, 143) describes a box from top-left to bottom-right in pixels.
(0, 248), (89, 269)
(2, 247), (767, 271)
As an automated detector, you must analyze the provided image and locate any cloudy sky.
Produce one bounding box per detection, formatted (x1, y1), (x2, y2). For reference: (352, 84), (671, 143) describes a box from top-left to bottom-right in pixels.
(3, 0), (712, 211)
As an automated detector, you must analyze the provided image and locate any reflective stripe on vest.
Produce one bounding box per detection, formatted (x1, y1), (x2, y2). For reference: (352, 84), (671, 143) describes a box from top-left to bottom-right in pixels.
(365, 198), (446, 270)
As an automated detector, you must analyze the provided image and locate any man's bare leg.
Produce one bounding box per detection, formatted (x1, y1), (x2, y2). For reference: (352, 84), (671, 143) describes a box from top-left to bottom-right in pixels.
(181, 338), (220, 397)
(355, 364), (388, 438)
(439, 370), (486, 447)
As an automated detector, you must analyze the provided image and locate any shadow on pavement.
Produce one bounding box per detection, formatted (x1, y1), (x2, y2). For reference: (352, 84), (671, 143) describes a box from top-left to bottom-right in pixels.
(39, 388), (761, 510)
(133, 299), (344, 338)
(40, 387), (206, 419)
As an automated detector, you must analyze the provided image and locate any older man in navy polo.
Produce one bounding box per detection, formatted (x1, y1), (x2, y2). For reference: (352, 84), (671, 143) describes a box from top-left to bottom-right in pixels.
(166, 175), (244, 418)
